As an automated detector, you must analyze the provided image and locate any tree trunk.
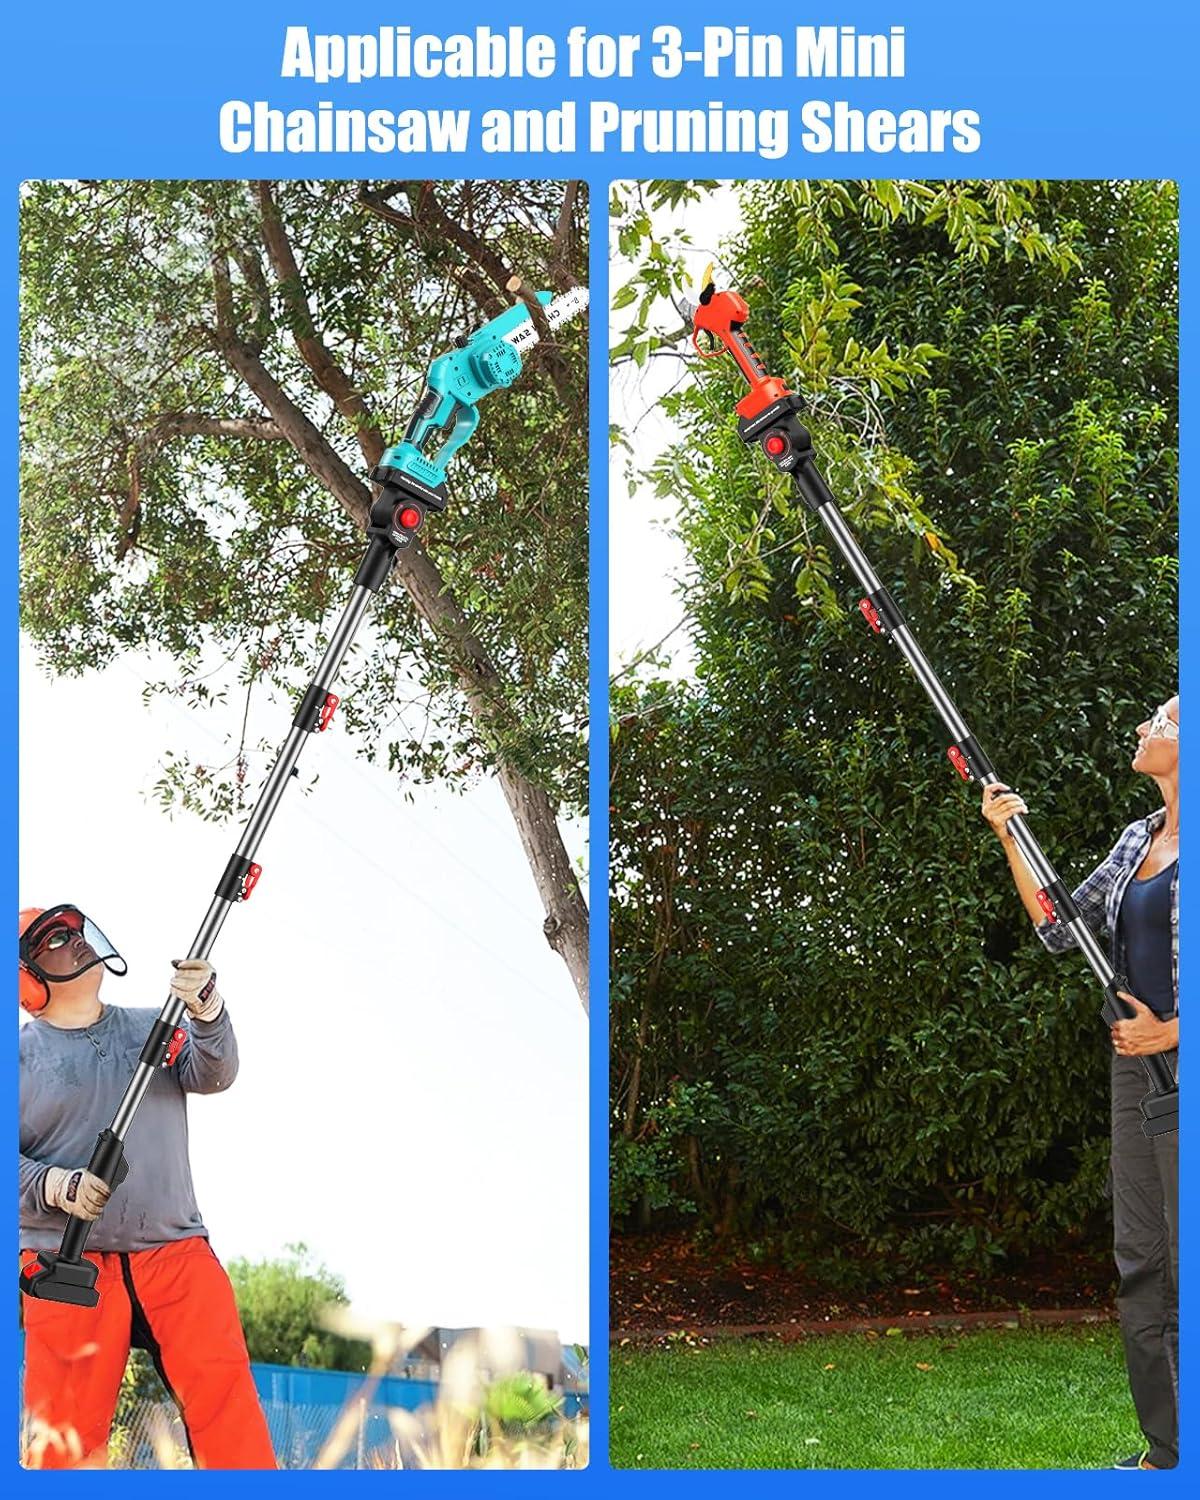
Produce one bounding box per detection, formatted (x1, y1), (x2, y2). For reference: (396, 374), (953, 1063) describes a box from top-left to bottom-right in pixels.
(495, 760), (590, 1010)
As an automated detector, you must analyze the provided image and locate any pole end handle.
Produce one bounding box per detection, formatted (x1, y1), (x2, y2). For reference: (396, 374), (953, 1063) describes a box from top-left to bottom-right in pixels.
(20, 1250), (100, 1306)
(1140, 1087), (1178, 1138)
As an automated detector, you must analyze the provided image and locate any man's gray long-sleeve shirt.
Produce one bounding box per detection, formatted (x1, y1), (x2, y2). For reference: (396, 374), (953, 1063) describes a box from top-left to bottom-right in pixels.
(19, 1004), (238, 1252)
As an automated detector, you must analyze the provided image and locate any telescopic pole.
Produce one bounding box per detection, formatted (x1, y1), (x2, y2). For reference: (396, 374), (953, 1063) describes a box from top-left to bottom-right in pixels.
(22, 287), (589, 1306)
(686, 273), (1177, 1141)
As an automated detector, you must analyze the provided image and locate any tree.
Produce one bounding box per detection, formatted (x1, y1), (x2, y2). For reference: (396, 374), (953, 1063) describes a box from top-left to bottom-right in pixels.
(20, 180), (589, 1008)
(226, 1243), (373, 1371)
(610, 181), (1177, 1282)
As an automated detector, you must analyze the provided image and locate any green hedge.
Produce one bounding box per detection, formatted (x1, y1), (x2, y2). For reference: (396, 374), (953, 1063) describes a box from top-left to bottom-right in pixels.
(610, 181), (1177, 1285)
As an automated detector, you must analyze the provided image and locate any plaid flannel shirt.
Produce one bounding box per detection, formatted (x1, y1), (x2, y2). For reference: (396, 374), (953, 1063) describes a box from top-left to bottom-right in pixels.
(1036, 806), (1178, 1017)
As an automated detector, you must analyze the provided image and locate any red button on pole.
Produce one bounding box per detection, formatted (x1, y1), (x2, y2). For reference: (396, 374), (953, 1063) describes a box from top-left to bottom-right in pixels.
(398, 506), (422, 530)
(763, 433), (787, 457)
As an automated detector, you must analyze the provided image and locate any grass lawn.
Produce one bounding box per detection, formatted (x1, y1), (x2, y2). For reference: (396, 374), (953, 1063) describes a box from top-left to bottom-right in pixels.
(611, 1325), (1140, 1468)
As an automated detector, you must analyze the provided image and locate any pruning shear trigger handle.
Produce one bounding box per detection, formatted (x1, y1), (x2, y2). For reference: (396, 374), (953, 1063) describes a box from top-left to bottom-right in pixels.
(692, 328), (724, 360)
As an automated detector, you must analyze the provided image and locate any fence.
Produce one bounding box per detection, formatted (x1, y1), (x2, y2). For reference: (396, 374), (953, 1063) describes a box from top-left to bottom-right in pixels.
(106, 1391), (438, 1470)
(21, 1349), (589, 1470)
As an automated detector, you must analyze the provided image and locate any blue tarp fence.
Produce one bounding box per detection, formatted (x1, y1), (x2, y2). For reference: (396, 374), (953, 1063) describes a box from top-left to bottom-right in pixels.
(251, 1361), (441, 1468)
(20, 1339), (588, 1469)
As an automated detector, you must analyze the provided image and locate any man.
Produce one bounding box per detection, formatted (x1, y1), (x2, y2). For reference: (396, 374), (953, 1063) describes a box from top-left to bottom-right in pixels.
(19, 904), (276, 1469)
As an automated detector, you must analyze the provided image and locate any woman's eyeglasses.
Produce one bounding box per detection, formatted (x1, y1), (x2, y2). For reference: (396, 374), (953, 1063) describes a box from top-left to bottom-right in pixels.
(1146, 705), (1180, 741)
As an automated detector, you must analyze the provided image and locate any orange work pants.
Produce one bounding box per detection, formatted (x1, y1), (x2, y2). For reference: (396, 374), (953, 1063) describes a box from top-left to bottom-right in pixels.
(21, 1235), (276, 1469)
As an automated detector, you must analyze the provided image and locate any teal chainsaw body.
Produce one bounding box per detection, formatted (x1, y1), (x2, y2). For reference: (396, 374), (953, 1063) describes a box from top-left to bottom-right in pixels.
(380, 292), (553, 489)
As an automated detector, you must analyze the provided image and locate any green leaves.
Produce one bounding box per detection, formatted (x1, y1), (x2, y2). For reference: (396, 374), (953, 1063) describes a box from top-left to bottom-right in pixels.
(610, 180), (1177, 1285)
(226, 1243), (372, 1372)
(20, 180), (589, 819)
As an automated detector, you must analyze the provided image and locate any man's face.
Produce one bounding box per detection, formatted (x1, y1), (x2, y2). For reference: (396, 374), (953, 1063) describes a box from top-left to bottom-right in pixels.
(30, 918), (97, 976)
(28, 914), (104, 1008)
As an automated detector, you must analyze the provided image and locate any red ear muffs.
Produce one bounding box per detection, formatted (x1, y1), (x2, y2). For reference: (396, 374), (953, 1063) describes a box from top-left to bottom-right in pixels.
(18, 963), (50, 1015)
(19, 906), (53, 1014)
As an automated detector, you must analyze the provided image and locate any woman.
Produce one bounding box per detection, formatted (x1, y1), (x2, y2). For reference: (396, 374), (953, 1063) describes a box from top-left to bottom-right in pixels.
(983, 696), (1178, 1471)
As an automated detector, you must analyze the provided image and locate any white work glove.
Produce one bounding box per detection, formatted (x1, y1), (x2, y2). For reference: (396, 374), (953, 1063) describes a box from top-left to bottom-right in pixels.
(170, 958), (224, 1023)
(44, 1165), (112, 1221)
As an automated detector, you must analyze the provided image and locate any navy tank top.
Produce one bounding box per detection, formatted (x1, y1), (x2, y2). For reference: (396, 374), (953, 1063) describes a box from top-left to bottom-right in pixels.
(1117, 860), (1176, 1018)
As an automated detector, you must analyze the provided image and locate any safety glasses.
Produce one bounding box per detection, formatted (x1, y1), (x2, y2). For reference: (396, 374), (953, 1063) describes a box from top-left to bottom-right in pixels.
(1146, 705), (1180, 741)
(19, 905), (127, 985)
(36, 926), (80, 954)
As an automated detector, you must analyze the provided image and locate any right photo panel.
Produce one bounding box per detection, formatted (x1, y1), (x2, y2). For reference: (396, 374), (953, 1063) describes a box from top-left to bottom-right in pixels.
(608, 180), (1178, 1470)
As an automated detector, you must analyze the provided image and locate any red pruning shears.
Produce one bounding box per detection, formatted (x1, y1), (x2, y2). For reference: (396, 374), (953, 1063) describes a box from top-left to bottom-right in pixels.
(689, 263), (793, 421)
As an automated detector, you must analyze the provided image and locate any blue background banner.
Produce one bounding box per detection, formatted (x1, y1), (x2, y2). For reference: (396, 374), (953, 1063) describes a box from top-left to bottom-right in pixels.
(5, 0), (1194, 1490)
(5, 4), (1199, 177)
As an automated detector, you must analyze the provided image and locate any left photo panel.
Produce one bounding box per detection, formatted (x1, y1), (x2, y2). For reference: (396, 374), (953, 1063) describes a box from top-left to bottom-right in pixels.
(18, 179), (590, 1470)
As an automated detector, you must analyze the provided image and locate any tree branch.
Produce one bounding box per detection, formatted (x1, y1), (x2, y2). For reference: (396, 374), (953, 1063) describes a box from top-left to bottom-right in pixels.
(408, 179), (514, 294)
(115, 448), (141, 561)
(210, 250), (235, 338)
(356, 186), (506, 320)
(113, 406), (285, 562)
(231, 244), (271, 352)
(140, 412), (285, 448)
(254, 181), (386, 467)
(217, 335), (374, 526)
(551, 180), (581, 283)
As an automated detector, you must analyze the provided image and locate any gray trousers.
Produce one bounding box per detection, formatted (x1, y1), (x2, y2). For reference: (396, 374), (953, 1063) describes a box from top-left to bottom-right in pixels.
(1111, 1052), (1178, 1468)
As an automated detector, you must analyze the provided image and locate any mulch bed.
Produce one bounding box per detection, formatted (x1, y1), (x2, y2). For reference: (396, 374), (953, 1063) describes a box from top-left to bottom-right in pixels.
(611, 1233), (1116, 1341)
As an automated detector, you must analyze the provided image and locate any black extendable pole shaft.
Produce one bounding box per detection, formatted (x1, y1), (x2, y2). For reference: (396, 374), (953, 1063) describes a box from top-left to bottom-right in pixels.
(23, 468), (446, 1305)
(740, 394), (1177, 1138)
(60, 1215), (88, 1263)
(22, 573), (381, 1303)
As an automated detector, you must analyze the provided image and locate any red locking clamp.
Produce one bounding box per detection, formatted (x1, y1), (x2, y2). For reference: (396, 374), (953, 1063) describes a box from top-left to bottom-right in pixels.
(947, 746), (971, 780)
(859, 598), (883, 634)
(1035, 888), (1058, 923)
(163, 1028), (187, 1066)
(216, 854), (264, 905)
(318, 693), (340, 732)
